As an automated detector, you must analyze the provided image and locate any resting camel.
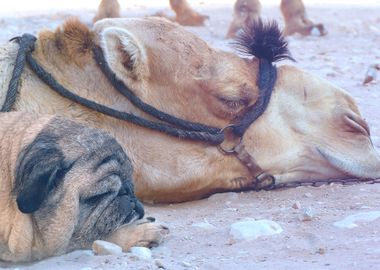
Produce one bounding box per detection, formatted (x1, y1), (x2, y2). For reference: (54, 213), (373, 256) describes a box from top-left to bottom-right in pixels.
(226, 0), (327, 38)
(0, 18), (379, 204)
(94, 0), (326, 37)
(93, 0), (209, 26)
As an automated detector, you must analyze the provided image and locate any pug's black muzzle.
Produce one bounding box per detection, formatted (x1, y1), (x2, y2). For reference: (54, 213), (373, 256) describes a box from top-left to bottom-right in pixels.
(118, 184), (144, 223)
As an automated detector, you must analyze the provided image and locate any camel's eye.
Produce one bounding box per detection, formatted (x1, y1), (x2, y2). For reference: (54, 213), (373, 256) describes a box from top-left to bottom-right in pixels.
(217, 96), (248, 110)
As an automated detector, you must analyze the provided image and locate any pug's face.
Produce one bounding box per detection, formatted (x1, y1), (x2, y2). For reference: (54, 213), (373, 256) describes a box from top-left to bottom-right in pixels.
(13, 117), (144, 259)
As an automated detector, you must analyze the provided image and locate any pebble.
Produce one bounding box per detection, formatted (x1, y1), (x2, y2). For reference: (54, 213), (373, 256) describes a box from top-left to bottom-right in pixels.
(292, 201), (301, 209)
(92, 240), (123, 256)
(333, 211), (380, 229)
(191, 221), (216, 230)
(155, 259), (165, 269)
(300, 207), (314, 221)
(130, 247), (152, 260)
(363, 64), (380, 84)
(304, 192), (313, 198)
(310, 26), (322, 36)
(229, 219), (283, 241)
(181, 261), (192, 268)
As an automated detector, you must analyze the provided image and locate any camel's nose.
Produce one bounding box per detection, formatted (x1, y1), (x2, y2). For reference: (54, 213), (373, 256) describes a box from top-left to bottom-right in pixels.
(342, 111), (370, 136)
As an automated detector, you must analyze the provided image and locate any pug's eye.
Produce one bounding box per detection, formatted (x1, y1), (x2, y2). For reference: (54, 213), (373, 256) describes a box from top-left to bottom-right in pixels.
(83, 192), (111, 205)
(218, 96), (248, 110)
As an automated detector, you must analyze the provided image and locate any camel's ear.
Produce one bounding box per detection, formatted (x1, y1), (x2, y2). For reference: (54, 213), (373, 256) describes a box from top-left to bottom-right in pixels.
(100, 27), (149, 80)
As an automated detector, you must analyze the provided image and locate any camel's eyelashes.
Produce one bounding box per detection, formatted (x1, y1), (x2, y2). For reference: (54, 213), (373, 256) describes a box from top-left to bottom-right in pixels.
(217, 96), (248, 110)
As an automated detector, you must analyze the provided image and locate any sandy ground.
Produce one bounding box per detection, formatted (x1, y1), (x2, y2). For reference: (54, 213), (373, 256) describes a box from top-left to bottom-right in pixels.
(1, 0), (380, 269)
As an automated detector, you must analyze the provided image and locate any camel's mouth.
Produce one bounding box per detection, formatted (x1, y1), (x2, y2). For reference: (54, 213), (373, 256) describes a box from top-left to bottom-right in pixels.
(316, 146), (380, 180)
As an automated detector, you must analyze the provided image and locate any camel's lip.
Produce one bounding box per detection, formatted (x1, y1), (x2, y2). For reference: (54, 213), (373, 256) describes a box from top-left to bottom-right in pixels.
(316, 146), (380, 180)
(316, 146), (354, 177)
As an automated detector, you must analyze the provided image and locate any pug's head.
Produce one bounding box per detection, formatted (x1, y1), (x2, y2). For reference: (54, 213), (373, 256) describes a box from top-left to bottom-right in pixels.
(13, 117), (144, 260)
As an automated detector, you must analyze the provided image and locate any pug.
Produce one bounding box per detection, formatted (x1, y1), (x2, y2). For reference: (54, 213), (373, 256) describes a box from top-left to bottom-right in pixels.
(0, 112), (167, 262)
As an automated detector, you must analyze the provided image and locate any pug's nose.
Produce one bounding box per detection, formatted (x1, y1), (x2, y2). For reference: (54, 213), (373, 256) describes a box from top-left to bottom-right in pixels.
(118, 186), (127, 196)
(119, 195), (134, 215)
(119, 194), (145, 219)
(134, 200), (145, 219)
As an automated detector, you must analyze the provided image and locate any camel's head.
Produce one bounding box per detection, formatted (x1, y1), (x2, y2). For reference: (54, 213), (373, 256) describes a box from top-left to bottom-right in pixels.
(93, 17), (380, 184)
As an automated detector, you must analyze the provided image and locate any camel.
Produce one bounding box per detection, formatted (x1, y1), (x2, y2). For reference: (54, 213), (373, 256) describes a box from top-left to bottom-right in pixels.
(226, 0), (327, 38)
(93, 0), (326, 37)
(0, 18), (379, 204)
(93, 0), (209, 26)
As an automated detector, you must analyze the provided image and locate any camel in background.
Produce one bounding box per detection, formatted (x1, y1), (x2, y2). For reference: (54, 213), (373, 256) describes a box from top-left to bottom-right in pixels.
(94, 0), (327, 37)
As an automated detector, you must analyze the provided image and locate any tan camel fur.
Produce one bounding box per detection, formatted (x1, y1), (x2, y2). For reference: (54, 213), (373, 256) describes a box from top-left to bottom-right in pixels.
(227, 0), (327, 38)
(93, 0), (121, 23)
(0, 18), (379, 205)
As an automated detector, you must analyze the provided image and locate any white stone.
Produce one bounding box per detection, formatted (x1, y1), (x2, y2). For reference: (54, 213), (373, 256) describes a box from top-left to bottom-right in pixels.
(310, 26), (321, 36)
(92, 240), (123, 256)
(229, 219), (283, 241)
(181, 261), (192, 268)
(304, 192), (312, 198)
(333, 211), (380, 229)
(300, 207), (314, 221)
(155, 259), (165, 269)
(191, 221), (216, 230)
(130, 246), (152, 260)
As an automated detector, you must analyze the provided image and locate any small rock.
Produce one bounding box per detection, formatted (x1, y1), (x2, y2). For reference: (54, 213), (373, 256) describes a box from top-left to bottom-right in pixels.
(304, 192), (312, 198)
(300, 207), (314, 221)
(92, 240), (123, 256)
(363, 64), (380, 85)
(310, 26), (321, 36)
(181, 261), (192, 268)
(155, 259), (165, 269)
(130, 247), (152, 260)
(317, 248), (326, 255)
(292, 201), (301, 209)
(333, 211), (380, 229)
(191, 221), (216, 230)
(230, 219), (283, 241)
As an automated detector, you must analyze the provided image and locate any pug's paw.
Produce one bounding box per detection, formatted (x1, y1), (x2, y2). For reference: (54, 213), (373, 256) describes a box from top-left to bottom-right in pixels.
(105, 218), (169, 251)
(133, 218), (169, 248)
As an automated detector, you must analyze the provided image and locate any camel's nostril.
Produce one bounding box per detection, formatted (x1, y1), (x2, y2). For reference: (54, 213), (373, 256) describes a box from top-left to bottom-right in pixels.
(343, 113), (370, 136)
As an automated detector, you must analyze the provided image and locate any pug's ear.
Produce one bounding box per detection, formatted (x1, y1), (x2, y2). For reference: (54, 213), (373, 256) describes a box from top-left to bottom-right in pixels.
(14, 134), (65, 214)
(99, 27), (149, 80)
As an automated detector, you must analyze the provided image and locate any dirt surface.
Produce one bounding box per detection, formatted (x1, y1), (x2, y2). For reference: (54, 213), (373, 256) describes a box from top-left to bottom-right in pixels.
(0, 1), (380, 269)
